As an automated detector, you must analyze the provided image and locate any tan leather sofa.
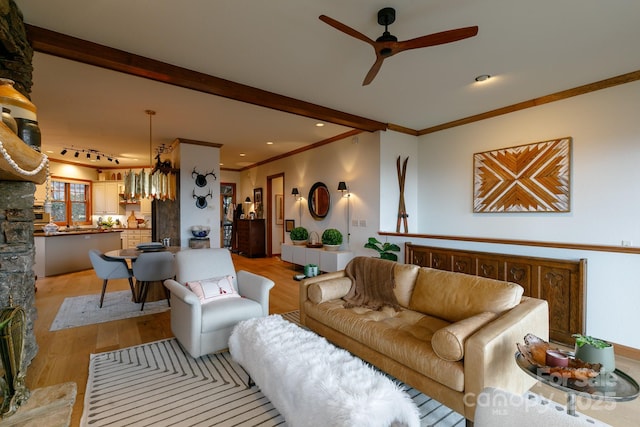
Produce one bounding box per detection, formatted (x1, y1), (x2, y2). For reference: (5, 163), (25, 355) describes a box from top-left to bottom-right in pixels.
(299, 257), (549, 424)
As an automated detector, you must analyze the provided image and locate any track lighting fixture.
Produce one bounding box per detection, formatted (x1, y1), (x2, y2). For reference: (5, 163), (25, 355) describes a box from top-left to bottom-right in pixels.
(60, 146), (120, 164)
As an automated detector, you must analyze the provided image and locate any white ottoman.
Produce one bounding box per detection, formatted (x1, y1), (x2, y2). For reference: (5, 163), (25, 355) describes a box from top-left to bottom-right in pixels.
(229, 315), (419, 427)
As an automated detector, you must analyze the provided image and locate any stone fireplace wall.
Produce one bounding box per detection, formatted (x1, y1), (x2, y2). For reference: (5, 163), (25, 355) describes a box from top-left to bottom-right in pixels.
(0, 1), (39, 367)
(0, 181), (37, 366)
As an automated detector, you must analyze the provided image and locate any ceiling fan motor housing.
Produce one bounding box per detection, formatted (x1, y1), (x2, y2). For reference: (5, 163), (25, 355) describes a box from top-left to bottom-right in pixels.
(377, 7), (396, 26)
(376, 7), (398, 46)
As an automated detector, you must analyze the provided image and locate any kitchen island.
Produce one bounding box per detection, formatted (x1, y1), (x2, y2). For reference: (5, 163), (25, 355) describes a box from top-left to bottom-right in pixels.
(34, 229), (123, 278)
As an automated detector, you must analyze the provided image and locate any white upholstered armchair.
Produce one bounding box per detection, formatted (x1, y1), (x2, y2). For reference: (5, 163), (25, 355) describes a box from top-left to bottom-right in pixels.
(163, 248), (275, 358)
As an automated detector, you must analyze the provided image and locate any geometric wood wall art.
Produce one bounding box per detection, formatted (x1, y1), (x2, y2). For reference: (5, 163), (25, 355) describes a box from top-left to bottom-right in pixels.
(473, 137), (571, 213)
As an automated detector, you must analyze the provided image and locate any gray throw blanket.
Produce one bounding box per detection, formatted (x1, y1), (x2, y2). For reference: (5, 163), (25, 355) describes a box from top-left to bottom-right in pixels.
(343, 257), (401, 311)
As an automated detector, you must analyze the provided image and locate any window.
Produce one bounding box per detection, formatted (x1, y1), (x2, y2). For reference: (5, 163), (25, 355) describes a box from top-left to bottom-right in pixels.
(50, 179), (91, 225)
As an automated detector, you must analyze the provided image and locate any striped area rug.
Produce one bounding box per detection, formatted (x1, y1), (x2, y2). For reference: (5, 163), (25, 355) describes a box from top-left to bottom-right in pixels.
(82, 312), (464, 427)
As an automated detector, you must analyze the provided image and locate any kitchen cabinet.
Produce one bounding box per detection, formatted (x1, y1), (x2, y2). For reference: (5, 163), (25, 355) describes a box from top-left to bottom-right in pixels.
(122, 228), (153, 249)
(34, 230), (122, 277)
(236, 219), (265, 257)
(93, 181), (121, 215)
(140, 197), (152, 215)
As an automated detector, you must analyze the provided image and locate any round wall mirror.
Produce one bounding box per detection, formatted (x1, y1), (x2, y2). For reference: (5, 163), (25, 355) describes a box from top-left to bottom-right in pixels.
(308, 182), (330, 220)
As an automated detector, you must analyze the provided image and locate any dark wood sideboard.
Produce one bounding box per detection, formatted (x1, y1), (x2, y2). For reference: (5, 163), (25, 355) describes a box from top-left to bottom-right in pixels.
(405, 243), (586, 345)
(236, 219), (265, 258)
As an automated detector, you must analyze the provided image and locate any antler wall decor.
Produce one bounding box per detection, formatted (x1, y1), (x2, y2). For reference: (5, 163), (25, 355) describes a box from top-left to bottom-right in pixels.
(192, 167), (217, 187)
(193, 188), (213, 209)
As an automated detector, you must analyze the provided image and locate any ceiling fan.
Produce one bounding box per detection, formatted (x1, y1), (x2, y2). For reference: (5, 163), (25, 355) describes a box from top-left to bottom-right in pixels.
(319, 7), (478, 86)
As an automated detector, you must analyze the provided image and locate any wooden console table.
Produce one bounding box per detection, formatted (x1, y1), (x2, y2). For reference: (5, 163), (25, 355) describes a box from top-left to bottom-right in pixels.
(281, 243), (354, 273)
(405, 243), (586, 345)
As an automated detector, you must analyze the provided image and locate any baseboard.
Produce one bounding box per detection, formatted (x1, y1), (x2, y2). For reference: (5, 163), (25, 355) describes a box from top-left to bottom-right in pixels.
(612, 341), (640, 360)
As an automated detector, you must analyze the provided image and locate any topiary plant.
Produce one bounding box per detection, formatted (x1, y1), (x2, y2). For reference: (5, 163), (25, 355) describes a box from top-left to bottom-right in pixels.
(572, 334), (612, 349)
(321, 228), (343, 245)
(290, 226), (309, 241)
(364, 237), (401, 261)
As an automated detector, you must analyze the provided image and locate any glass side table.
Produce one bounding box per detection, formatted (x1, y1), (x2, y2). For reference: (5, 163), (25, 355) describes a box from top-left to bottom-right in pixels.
(515, 351), (639, 415)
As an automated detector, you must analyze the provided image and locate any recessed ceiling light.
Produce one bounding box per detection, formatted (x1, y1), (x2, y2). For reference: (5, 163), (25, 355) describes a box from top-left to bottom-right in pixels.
(474, 74), (491, 82)
(315, 123), (325, 127)
(266, 141), (274, 145)
(240, 153), (246, 157)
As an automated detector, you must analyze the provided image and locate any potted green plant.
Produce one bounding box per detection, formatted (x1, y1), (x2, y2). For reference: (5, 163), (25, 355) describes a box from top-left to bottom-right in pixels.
(364, 237), (401, 261)
(322, 228), (343, 251)
(289, 226), (309, 245)
(572, 334), (616, 372)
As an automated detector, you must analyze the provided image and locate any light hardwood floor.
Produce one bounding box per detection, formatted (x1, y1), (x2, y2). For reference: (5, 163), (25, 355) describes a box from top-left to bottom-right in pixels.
(27, 254), (638, 426)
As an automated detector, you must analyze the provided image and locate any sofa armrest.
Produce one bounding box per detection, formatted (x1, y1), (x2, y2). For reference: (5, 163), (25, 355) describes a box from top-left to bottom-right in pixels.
(164, 279), (200, 305)
(299, 271), (347, 323)
(299, 271), (347, 301)
(463, 297), (549, 420)
(236, 270), (275, 316)
(164, 278), (203, 357)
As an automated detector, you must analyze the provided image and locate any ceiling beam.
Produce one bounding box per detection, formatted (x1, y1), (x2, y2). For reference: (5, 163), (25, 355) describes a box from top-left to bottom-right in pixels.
(24, 24), (388, 133)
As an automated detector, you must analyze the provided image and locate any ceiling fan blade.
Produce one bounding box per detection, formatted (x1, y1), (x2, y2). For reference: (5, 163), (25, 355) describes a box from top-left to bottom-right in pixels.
(394, 26), (479, 54)
(319, 15), (375, 46)
(362, 56), (385, 86)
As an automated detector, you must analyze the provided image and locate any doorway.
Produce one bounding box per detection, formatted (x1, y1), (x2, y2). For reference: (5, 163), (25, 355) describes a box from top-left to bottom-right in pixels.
(220, 183), (235, 248)
(266, 173), (284, 257)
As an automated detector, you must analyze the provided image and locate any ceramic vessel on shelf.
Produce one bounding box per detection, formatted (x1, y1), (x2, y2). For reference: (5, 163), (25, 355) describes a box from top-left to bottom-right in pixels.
(191, 225), (211, 238)
(42, 221), (59, 234)
(2, 107), (17, 134)
(323, 244), (341, 251)
(0, 79), (37, 120)
(292, 239), (307, 246)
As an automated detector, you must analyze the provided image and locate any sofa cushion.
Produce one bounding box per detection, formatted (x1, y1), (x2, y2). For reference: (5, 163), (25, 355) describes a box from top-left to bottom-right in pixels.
(431, 312), (498, 361)
(303, 301), (466, 392)
(308, 277), (352, 304)
(392, 263), (420, 308)
(409, 268), (524, 322)
(186, 275), (239, 304)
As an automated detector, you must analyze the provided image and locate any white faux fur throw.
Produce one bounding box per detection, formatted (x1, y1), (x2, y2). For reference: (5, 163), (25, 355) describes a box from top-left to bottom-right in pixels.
(229, 315), (419, 427)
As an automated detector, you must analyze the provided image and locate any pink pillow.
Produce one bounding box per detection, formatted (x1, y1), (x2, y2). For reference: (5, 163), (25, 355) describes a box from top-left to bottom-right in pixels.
(186, 276), (239, 304)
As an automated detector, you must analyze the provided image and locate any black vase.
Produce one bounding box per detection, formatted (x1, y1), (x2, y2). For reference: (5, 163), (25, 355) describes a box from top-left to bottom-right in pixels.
(15, 118), (41, 152)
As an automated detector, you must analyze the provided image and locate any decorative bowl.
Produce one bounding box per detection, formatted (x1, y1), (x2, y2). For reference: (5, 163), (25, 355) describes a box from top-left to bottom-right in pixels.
(42, 222), (59, 234)
(191, 225), (211, 238)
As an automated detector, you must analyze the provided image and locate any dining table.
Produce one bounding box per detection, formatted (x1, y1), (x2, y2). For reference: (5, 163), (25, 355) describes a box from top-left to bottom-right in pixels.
(105, 246), (184, 302)
(104, 245), (183, 260)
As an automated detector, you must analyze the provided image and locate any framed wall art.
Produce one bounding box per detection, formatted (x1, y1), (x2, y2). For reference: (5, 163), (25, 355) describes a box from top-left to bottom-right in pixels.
(275, 194), (284, 225)
(253, 187), (263, 218)
(473, 137), (571, 213)
(285, 219), (295, 232)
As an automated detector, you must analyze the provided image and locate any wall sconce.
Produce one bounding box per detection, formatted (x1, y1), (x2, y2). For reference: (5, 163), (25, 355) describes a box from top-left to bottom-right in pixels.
(291, 187), (302, 224)
(338, 181), (351, 244)
(244, 196), (251, 203)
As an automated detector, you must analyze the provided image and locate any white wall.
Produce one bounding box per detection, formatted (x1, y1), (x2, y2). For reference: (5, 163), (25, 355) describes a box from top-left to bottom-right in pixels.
(177, 142), (220, 247)
(412, 80), (640, 348)
(242, 131), (381, 255)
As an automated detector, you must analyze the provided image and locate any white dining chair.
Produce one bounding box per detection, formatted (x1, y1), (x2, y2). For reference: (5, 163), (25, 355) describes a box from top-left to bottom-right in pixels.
(88, 249), (136, 308)
(132, 251), (175, 310)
